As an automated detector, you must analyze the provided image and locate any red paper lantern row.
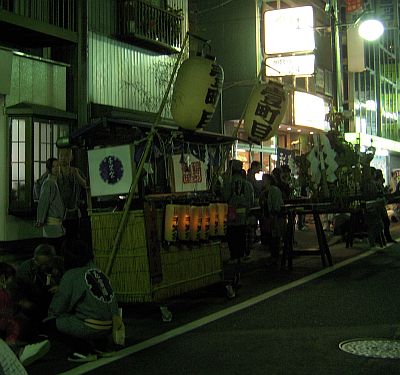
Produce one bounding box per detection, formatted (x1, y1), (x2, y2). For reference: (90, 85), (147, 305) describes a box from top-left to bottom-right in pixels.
(244, 80), (288, 143)
(171, 56), (224, 130)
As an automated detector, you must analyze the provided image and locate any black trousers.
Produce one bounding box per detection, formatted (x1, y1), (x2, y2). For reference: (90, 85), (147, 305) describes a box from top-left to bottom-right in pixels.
(227, 225), (246, 260)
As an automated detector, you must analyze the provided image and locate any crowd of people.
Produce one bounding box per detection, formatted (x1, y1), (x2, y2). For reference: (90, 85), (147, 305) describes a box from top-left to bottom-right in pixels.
(222, 159), (398, 296)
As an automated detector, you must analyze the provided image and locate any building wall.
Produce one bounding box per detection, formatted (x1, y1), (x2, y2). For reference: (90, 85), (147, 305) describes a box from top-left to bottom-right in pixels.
(6, 55), (66, 109)
(87, 0), (188, 119)
(1, 53), (67, 242)
(88, 32), (177, 118)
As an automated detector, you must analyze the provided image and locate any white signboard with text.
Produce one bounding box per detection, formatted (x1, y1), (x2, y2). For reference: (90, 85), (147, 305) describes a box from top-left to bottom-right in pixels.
(266, 55), (315, 77)
(264, 6), (315, 55)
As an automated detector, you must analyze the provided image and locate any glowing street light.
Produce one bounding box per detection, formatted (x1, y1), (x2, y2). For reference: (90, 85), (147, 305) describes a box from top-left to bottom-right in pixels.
(358, 18), (385, 41)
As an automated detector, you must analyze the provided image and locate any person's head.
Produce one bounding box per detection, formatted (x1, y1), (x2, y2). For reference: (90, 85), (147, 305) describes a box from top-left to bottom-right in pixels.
(230, 159), (243, 176)
(281, 165), (291, 182)
(271, 167), (282, 182)
(262, 173), (276, 189)
(62, 239), (93, 271)
(33, 244), (56, 273)
(46, 158), (60, 178)
(0, 262), (16, 288)
(58, 148), (73, 167)
(374, 169), (384, 182)
(250, 161), (262, 173)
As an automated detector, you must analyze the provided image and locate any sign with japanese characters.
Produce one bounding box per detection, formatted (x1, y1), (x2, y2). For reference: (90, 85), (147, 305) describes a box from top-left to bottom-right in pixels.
(88, 144), (135, 197)
(243, 80), (288, 143)
(170, 154), (207, 193)
(171, 57), (224, 130)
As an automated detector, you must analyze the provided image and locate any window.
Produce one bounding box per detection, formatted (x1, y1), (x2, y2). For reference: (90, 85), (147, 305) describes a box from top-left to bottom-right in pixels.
(9, 116), (70, 215)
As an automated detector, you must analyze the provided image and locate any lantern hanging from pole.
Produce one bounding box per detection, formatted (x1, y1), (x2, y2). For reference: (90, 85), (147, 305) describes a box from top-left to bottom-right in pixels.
(171, 56), (224, 130)
(243, 80), (288, 143)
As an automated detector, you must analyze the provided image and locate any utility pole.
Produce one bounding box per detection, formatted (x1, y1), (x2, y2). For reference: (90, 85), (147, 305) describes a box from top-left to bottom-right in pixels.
(330, 0), (343, 113)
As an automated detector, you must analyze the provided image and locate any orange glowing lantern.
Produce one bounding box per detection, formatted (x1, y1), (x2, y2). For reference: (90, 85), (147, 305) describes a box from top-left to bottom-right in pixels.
(164, 204), (178, 242)
(217, 203), (228, 236)
(177, 205), (191, 241)
(190, 206), (203, 241)
(208, 203), (219, 237)
(200, 206), (210, 241)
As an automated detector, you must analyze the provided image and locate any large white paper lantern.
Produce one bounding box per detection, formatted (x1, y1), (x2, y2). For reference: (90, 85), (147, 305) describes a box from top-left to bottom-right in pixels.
(171, 56), (224, 130)
(244, 80), (287, 143)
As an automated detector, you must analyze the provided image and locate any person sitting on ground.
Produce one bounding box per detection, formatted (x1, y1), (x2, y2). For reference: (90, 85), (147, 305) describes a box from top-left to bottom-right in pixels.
(0, 262), (50, 368)
(45, 239), (121, 362)
(16, 244), (63, 332)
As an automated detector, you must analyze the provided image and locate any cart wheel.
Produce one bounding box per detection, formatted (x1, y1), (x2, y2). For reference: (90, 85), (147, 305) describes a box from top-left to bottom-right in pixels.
(160, 306), (172, 322)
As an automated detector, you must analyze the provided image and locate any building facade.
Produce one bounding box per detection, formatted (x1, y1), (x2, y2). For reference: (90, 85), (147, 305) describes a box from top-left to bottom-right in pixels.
(0, 0), (188, 244)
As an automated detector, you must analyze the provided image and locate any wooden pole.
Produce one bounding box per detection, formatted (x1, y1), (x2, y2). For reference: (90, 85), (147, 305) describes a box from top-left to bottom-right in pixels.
(105, 33), (190, 276)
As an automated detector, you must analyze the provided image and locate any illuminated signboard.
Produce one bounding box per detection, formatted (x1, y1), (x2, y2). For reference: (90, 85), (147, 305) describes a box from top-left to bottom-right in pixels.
(294, 91), (330, 131)
(266, 54), (315, 77)
(264, 6), (315, 55)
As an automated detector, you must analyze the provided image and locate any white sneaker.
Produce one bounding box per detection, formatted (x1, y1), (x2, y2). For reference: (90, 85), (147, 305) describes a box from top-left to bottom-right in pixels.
(225, 284), (236, 299)
(19, 340), (51, 367)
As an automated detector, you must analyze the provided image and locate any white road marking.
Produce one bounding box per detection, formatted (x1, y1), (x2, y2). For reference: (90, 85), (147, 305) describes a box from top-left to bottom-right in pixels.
(58, 246), (385, 375)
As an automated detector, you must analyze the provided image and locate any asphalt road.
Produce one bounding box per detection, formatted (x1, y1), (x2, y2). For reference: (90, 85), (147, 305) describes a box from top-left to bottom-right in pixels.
(52, 244), (400, 375)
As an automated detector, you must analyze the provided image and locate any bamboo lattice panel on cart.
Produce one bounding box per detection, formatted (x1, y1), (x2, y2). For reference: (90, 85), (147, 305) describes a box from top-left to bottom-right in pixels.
(91, 210), (224, 303)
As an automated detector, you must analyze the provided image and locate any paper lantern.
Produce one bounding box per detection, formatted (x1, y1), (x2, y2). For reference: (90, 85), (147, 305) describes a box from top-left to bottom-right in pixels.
(190, 206), (203, 241)
(208, 203), (219, 237)
(177, 205), (191, 241)
(244, 80), (287, 143)
(171, 56), (224, 130)
(164, 204), (178, 242)
(216, 203), (228, 236)
(200, 206), (210, 241)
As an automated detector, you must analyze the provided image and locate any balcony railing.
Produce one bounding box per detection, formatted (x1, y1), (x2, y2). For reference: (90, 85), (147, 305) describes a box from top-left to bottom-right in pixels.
(0, 0), (76, 32)
(117, 0), (184, 53)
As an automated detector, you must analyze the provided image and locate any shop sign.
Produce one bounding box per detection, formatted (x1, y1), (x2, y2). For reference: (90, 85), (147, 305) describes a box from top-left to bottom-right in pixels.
(266, 54), (315, 77)
(264, 6), (315, 55)
(277, 147), (295, 167)
(294, 91), (330, 131)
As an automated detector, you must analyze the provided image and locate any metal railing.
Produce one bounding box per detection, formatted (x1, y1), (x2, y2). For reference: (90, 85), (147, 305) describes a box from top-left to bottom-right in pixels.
(0, 0), (76, 32)
(117, 0), (183, 52)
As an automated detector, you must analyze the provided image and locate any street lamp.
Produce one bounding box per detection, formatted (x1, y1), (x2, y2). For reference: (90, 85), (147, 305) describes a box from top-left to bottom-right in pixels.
(358, 18), (385, 41)
(330, 0), (384, 116)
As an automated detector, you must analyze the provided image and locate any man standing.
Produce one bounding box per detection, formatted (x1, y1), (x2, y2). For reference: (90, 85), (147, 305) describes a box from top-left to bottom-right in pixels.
(36, 158), (65, 252)
(222, 160), (254, 296)
(58, 148), (87, 240)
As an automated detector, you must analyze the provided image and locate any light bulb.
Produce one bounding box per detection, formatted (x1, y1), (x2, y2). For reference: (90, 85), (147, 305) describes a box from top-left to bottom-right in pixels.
(358, 19), (384, 41)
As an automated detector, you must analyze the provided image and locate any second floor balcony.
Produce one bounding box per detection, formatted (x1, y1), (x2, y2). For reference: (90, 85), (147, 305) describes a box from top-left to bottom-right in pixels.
(0, 0), (77, 47)
(117, 0), (184, 54)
